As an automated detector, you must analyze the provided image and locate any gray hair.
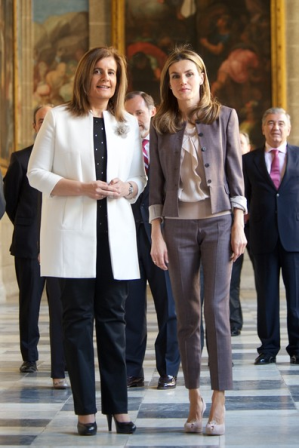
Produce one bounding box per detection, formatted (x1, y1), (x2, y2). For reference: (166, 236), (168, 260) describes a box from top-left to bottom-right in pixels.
(262, 107), (291, 126)
(125, 91), (155, 110)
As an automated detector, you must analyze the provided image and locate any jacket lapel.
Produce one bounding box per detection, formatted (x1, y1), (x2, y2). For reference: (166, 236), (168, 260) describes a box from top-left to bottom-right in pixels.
(280, 144), (299, 188)
(253, 147), (274, 187)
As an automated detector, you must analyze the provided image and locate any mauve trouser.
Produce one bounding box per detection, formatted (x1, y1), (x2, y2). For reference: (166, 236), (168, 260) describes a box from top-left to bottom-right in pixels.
(164, 215), (233, 391)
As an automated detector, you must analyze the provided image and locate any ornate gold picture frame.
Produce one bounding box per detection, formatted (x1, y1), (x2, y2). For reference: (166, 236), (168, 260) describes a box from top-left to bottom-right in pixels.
(112, 0), (286, 148)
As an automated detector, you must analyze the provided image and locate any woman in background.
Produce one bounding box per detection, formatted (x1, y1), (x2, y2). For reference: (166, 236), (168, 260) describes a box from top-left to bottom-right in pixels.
(28, 46), (146, 436)
(149, 46), (247, 436)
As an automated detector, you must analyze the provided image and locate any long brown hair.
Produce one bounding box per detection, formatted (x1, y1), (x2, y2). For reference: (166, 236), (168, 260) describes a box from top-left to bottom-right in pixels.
(66, 46), (128, 121)
(153, 46), (221, 134)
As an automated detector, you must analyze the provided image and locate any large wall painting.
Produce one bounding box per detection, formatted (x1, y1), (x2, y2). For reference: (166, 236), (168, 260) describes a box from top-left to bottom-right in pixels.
(33, 0), (89, 108)
(0, 0), (14, 168)
(113, 0), (284, 149)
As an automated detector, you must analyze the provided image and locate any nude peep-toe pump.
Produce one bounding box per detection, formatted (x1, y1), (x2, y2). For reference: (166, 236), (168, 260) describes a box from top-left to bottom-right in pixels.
(206, 406), (226, 436)
(184, 397), (206, 433)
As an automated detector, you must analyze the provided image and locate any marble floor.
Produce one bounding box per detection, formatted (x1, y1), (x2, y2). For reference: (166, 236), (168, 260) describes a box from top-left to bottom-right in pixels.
(0, 255), (298, 447)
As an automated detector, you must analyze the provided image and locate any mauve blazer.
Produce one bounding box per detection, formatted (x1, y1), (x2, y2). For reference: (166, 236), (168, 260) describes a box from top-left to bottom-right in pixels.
(149, 106), (244, 219)
(27, 105), (146, 280)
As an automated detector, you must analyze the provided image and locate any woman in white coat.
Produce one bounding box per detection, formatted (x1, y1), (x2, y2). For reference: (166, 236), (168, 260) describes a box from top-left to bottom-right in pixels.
(28, 47), (146, 436)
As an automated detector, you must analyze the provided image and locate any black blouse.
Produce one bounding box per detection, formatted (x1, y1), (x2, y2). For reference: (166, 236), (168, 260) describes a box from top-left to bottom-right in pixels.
(93, 117), (108, 233)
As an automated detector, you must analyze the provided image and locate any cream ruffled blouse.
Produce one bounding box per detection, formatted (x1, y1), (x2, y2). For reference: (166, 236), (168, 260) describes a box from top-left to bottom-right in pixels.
(178, 123), (209, 202)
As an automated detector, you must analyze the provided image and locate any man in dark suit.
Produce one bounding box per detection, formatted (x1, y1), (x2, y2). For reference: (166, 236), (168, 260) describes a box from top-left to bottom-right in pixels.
(243, 107), (299, 365)
(124, 91), (180, 389)
(4, 105), (52, 373)
(230, 131), (252, 337)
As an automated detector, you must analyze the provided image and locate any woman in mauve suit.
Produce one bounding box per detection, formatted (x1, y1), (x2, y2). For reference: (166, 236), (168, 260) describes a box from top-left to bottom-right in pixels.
(149, 46), (247, 436)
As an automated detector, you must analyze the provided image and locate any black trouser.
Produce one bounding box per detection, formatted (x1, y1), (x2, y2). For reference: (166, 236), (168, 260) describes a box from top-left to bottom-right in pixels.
(229, 254), (244, 331)
(15, 257), (44, 362)
(126, 223), (180, 378)
(254, 240), (299, 357)
(46, 278), (66, 378)
(59, 233), (128, 416)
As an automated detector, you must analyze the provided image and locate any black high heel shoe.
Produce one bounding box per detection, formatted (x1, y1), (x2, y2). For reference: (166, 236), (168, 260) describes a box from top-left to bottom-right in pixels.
(106, 414), (136, 434)
(77, 421), (97, 436)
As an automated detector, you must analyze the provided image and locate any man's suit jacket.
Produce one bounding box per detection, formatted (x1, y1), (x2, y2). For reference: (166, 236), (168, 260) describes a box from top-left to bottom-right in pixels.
(4, 146), (39, 258)
(132, 171), (151, 241)
(149, 106), (244, 218)
(243, 144), (299, 254)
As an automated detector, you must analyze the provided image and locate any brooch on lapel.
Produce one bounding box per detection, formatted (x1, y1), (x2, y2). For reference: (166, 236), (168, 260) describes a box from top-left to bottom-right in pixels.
(114, 123), (129, 138)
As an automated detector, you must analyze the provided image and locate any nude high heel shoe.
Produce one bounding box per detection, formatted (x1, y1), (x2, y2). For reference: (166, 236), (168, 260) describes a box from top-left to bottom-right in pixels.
(206, 406), (226, 435)
(184, 397), (206, 433)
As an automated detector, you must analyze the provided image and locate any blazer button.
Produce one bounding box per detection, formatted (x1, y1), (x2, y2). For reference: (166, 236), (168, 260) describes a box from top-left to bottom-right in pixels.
(207, 179), (212, 184)
(201, 147), (206, 151)
(198, 132), (203, 137)
(205, 163), (210, 167)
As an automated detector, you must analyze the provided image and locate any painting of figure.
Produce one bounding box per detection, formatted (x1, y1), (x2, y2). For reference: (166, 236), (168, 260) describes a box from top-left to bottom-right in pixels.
(125, 0), (197, 104)
(32, 0), (89, 108)
(0, 0), (14, 166)
(125, 0), (271, 148)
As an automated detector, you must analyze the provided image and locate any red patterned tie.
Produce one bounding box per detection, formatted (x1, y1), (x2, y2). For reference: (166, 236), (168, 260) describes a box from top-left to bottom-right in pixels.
(142, 139), (149, 174)
(270, 149), (280, 189)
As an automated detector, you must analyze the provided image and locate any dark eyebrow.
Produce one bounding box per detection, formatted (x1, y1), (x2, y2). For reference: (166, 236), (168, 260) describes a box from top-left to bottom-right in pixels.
(170, 69), (194, 75)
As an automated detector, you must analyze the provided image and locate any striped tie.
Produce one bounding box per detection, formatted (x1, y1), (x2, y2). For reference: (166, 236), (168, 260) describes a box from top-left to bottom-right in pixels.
(142, 139), (149, 174)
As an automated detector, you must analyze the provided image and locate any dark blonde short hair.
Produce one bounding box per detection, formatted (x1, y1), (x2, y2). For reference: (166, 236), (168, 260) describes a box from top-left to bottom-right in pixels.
(67, 46), (128, 121)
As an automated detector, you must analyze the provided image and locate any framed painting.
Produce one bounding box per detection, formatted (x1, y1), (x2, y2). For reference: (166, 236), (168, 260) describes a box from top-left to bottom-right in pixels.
(0, 0), (15, 169)
(32, 0), (89, 108)
(112, 0), (285, 149)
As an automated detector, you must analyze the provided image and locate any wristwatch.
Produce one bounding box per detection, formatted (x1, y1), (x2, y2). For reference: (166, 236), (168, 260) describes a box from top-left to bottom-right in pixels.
(128, 182), (133, 196)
